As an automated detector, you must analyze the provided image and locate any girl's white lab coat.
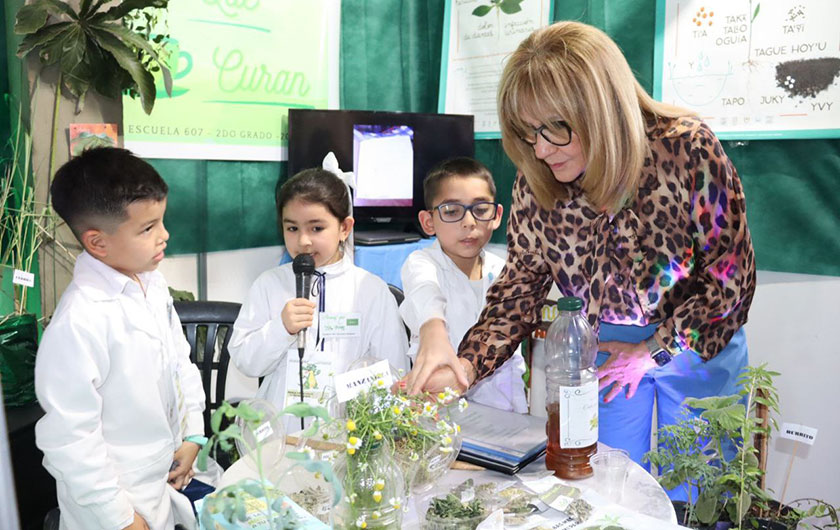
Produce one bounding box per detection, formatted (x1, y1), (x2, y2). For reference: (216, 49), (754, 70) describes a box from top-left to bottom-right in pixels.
(35, 252), (205, 530)
(229, 252), (409, 431)
(400, 240), (528, 412)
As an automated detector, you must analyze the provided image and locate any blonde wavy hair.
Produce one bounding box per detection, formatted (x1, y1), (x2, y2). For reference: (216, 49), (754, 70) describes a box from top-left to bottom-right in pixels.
(498, 21), (691, 214)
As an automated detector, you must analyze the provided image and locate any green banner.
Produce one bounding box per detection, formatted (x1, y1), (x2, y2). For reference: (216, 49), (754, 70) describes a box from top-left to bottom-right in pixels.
(124, 0), (339, 161)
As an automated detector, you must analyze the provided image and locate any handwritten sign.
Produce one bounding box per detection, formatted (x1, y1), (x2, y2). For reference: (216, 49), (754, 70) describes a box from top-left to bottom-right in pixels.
(439, 0), (552, 139)
(333, 360), (393, 403)
(779, 422), (818, 445)
(123, 0), (339, 161)
(655, 0), (840, 139)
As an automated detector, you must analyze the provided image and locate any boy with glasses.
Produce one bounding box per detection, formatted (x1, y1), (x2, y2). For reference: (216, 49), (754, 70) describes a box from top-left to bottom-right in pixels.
(399, 158), (528, 412)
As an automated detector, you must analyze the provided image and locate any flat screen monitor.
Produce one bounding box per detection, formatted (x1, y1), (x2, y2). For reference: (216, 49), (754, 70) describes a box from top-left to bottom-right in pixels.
(287, 109), (475, 228)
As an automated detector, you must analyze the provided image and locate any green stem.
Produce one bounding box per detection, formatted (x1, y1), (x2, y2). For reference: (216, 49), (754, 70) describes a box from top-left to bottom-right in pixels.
(48, 73), (61, 207)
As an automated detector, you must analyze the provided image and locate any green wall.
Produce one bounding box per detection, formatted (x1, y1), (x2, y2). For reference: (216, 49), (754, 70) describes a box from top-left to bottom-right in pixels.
(4, 0), (838, 276)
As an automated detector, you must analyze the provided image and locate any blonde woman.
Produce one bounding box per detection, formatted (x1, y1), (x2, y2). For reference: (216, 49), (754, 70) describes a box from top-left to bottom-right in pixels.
(406, 21), (755, 491)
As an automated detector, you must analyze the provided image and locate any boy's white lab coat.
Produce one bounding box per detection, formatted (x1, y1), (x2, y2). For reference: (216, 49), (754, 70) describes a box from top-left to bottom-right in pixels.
(229, 252), (409, 432)
(35, 252), (205, 530)
(400, 240), (528, 412)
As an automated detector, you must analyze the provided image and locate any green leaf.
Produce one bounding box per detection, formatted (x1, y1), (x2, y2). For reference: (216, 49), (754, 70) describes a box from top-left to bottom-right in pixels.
(499, 0), (523, 15)
(281, 402), (331, 424)
(14, 3), (50, 35)
(700, 403), (745, 431)
(104, 0), (169, 21)
(197, 442), (211, 471)
(78, 0), (95, 18)
(685, 394), (740, 411)
(91, 22), (172, 96)
(695, 489), (720, 524)
(211, 407), (226, 434)
(472, 5), (493, 16)
(731, 491), (751, 522)
(752, 3), (760, 22)
(16, 22), (73, 58)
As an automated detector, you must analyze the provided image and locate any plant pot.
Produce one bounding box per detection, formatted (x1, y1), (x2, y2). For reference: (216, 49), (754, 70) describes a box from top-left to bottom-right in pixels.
(747, 501), (797, 530)
(673, 501), (733, 530)
(0, 313), (38, 407)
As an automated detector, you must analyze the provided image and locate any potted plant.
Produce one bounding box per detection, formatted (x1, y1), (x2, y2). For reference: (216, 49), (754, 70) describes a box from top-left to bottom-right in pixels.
(645, 364), (780, 529)
(647, 364), (839, 530)
(0, 118), (63, 407)
(196, 400), (341, 529)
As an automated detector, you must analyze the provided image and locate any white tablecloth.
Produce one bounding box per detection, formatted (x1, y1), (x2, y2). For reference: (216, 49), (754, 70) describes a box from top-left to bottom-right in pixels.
(220, 441), (677, 529)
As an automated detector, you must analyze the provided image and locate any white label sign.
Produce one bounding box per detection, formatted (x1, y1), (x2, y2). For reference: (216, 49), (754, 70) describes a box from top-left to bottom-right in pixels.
(319, 312), (362, 338)
(253, 421), (274, 443)
(558, 380), (599, 449)
(780, 422), (818, 445)
(12, 269), (35, 288)
(333, 360), (393, 403)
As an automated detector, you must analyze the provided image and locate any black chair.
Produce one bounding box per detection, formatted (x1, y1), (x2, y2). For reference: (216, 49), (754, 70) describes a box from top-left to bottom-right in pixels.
(387, 283), (405, 306)
(174, 301), (241, 439)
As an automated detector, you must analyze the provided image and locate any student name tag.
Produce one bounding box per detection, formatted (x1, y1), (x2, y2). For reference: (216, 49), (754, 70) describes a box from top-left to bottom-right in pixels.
(12, 269), (35, 288)
(780, 422), (818, 445)
(284, 353), (333, 410)
(333, 360), (394, 403)
(319, 312), (361, 338)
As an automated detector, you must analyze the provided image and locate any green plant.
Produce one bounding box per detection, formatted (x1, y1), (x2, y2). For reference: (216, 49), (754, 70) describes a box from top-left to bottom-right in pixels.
(332, 382), (464, 528)
(14, 0), (173, 182)
(196, 400), (340, 530)
(645, 364), (780, 528)
(0, 115), (63, 320)
(15, 0), (172, 115)
(773, 498), (839, 530)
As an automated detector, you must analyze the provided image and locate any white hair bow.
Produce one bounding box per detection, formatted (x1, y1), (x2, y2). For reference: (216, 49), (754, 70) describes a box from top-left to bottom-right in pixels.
(321, 152), (355, 257)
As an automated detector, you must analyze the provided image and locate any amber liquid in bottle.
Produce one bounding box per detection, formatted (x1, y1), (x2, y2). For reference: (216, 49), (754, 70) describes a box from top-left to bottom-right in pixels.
(545, 402), (597, 479)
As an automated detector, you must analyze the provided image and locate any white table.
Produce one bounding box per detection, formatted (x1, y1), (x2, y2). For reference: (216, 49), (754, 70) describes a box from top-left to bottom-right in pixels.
(220, 441), (677, 529)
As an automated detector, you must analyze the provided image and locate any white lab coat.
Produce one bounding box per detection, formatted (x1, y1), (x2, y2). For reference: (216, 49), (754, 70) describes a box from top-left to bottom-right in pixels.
(400, 240), (528, 412)
(229, 252), (409, 432)
(35, 252), (205, 530)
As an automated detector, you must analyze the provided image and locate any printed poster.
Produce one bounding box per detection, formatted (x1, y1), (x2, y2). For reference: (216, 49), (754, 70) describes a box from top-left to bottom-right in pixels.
(69, 123), (118, 157)
(123, 0), (340, 161)
(655, 0), (840, 139)
(439, 0), (553, 138)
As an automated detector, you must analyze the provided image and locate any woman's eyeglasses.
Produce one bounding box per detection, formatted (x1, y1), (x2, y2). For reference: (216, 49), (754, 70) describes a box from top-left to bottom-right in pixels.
(519, 120), (573, 147)
(432, 201), (500, 223)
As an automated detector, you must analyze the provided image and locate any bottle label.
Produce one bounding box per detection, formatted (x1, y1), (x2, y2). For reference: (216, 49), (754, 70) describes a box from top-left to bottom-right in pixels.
(558, 380), (598, 448)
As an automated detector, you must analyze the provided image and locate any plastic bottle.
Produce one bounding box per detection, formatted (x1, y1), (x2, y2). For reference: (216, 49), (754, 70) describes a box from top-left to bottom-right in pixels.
(544, 296), (598, 479)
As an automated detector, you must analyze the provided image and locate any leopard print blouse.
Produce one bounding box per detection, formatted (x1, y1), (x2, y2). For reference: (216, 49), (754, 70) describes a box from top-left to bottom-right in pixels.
(459, 116), (756, 382)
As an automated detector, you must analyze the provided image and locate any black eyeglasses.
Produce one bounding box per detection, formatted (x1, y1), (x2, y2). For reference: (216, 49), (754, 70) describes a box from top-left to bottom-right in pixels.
(432, 201), (500, 223)
(519, 120), (573, 147)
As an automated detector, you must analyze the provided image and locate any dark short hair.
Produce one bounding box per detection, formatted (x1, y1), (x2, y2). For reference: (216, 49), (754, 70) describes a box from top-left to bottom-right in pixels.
(51, 147), (168, 239)
(423, 157), (496, 209)
(276, 168), (351, 224)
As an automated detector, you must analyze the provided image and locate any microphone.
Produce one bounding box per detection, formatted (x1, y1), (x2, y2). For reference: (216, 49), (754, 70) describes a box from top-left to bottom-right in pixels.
(292, 253), (316, 351)
(292, 253), (315, 428)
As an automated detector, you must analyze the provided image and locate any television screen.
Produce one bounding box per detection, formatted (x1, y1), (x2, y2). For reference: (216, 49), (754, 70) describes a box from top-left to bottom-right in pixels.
(287, 109), (474, 226)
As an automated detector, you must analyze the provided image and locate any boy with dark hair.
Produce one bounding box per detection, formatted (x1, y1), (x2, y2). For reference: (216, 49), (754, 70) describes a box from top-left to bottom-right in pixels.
(36, 147), (206, 530)
(400, 157), (528, 412)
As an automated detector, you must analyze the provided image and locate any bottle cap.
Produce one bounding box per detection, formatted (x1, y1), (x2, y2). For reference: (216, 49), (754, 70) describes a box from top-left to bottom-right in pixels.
(556, 296), (583, 311)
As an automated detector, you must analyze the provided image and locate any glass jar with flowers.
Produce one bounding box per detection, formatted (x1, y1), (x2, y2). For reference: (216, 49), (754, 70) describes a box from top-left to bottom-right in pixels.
(392, 387), (466, 494)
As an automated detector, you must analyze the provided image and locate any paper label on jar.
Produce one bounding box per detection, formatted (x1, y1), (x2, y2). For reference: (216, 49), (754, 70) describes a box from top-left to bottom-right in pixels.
(558, 381), (598, 448)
